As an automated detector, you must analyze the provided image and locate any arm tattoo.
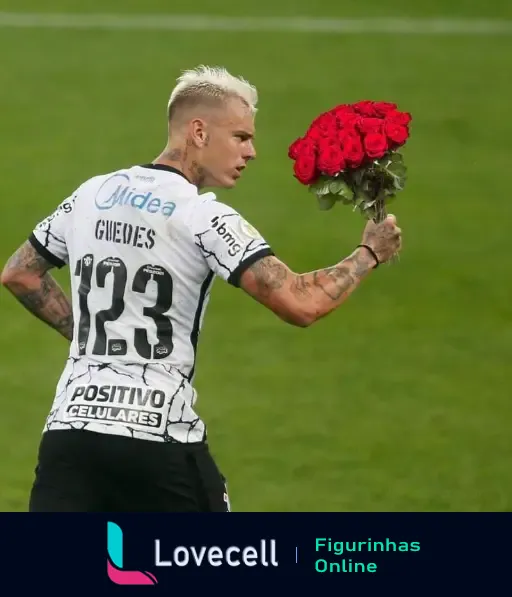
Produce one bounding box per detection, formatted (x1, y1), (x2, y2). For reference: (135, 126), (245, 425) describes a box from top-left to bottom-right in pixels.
(290, 275), (313, 302)
(11, 275), (74, 340)
(247, 256), (289, 298)
(5, 241), (54, 275)
(2, 242), (73, 341)
(311, 253), (372, 302)
(242, 249), (373, 326)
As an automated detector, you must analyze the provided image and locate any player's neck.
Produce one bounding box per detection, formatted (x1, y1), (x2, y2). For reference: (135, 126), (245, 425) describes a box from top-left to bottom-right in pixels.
(153, 148), (206, 189)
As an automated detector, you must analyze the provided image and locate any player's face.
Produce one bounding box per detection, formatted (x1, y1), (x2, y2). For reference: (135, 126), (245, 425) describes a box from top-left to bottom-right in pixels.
(201, 98), (256, 189)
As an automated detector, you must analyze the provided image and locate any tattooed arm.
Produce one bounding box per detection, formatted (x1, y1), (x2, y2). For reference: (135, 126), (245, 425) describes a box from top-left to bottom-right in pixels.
(0, 241), (73, 340)
(239, 247), (377, 327)
(239, 215), (402, 327)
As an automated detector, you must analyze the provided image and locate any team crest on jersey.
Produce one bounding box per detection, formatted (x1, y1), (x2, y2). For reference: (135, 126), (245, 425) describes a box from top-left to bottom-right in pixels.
(238, 219), (260, 239)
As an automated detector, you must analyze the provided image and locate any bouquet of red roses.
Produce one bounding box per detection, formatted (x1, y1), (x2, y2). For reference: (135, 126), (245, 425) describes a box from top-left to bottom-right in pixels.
(288, 100), (412, 222)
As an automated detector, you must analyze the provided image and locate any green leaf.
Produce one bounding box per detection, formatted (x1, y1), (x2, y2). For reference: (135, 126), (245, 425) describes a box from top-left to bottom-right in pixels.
(375, 157), (392, 170)
(309, 176), (331, 197)
(393, 177), (406, 192)
(317, 194), (337, 210)
(329, 179), (354, 201)
(372, 151), (408, 196)
(352, 169), (365, 187)
(353, 193), (367, 210)
(388, 162), (407, 178)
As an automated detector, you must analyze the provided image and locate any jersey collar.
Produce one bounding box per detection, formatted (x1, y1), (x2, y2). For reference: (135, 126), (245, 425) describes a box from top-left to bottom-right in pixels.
(139, 163), (191, 183)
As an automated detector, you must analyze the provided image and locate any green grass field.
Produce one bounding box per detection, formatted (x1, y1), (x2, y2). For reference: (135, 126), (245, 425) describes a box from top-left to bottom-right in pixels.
(1, 1), (511, 512)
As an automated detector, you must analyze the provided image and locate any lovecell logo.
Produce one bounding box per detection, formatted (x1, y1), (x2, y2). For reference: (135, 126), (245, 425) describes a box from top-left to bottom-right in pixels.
(107, 522), (158, 585)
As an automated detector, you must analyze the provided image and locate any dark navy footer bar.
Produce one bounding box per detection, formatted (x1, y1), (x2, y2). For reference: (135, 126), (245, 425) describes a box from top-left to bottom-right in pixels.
(1, 513), (509, 593)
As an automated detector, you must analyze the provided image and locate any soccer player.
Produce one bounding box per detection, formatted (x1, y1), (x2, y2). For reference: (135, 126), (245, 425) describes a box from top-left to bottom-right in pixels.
(1, 66), (402, 512)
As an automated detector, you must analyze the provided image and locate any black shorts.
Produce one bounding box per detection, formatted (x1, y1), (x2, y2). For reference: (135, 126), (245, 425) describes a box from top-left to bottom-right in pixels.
(28, 429), (230, 512)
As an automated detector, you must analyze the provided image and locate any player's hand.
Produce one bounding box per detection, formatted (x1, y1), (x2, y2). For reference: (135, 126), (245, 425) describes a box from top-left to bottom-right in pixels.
(361, 215), (402, 265)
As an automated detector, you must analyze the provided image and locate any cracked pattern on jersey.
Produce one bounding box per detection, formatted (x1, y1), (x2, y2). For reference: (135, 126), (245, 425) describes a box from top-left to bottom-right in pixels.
(194, 230), (232, 275)
(238, 239), (268, 262)
(34, 196), (76, 254)
(194, 217), (270, 281)
(41, 228), (66, 250)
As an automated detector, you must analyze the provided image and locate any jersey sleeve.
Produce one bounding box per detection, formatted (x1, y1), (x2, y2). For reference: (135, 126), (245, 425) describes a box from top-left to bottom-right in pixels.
(188, 198), (274, 287)
(28, 195), (76, 268)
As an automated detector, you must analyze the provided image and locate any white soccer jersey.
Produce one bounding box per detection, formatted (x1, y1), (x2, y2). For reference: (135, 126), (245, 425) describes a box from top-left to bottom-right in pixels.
(29, 164), (273, 443)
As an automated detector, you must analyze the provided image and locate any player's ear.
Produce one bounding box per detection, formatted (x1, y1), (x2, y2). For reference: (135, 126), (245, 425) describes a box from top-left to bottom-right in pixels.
(190, 118), (209, 148)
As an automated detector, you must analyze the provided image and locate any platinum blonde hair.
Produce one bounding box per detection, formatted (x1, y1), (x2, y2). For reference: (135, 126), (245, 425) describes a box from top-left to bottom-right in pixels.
(167, 65), (258, 118)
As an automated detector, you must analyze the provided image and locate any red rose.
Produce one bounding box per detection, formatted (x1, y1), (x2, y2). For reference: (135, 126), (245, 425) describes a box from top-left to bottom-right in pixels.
(331, 104), (356, 121)
(386, 109), (412, 126)
(305, 126), (325, 141)
(331, 104), (355, 115)
(373, 102), (397, 116)
(288, 137), (316, 160)
(353, 101), (377, 117)
(363, 132), (389, 159)
(289, 101), (411, 187)
(288, 137), (304, 160)
(293, 152), (318, 185)
(339, 131), (365, 168)
(357, 117), (384, 135)
(317, 138), (346, 176)
(336, 111), (360, 131)
(384, 123), (409, 146)
(307, 112), (338, 138)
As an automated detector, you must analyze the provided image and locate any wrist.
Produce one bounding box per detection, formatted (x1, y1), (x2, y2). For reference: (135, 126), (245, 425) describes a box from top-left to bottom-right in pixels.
(356, 244), (379, 269)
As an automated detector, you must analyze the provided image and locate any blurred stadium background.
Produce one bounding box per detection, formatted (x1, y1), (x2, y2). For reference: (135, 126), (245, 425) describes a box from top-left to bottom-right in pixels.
(0, 0), (511, 512)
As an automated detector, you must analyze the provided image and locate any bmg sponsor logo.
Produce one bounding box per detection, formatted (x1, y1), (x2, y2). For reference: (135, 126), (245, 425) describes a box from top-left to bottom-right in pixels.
(210, 216), (242, 256)
(106, 521), (279, 585)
